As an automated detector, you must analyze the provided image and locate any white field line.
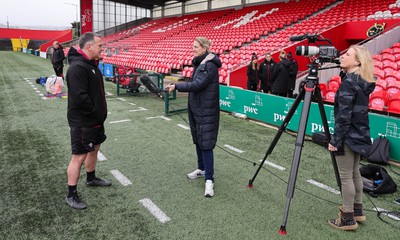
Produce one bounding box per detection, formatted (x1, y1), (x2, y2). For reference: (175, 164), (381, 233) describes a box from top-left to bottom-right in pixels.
(117, 97), (127, 101)
(374, 207), (400, 221)
(97, 151), (107, 161)
(129, 107), (148, 112)
(139, 198), (171, 223)
(259, 159), (286, 171)
(105, 92), (113, 96)
(110, 169), (132, 186)
(177, 124), (190, 130)
(306, 179), (341, 195)
(41, 97), (47, 100)
(224, 144), (244, 153)
(36, 90), (41, 93)
(146, 116), (171, 121)
(129, 102), (136, 106)
(109, 119), (131, 124)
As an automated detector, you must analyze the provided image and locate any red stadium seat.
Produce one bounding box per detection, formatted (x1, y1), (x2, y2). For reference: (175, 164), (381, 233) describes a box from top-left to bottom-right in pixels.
(387, 100), (400, 115)
(374, 69), (385, 79)
(325, 91), (335, 103)
(369, 90), (387, 112)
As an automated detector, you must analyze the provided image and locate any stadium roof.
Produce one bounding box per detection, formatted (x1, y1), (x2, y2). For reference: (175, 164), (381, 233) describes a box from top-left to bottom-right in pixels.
(113, 0), (186, 10)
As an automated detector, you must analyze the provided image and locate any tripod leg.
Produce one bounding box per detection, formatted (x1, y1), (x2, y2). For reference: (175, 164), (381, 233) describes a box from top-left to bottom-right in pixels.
(248, 89), (305, 188)
(279, 84), (314, 235)
(314, 87), (341, 191)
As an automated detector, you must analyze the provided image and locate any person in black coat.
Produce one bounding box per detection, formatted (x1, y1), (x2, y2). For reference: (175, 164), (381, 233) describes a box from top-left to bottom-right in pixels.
(287, 52), (298, 98)
(52, 41), (65, 79)
(65, 33), (111, 210)
(258, 53), (276, 93)
(247, 55), (259, 91)
(167, 37), (221, 198)
(271, 51), (291, 97)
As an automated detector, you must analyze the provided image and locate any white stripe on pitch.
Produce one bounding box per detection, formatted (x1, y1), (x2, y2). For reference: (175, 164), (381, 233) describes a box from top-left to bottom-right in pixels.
(36, 90), (41, 93)
(97, 151), (107, 161)
(117, 97), (127, 101)
(224, 144), (244, 153)
(109, 119), (131, 124)
(146, 116), (171, 121)
(41, 97), (47, 100)
(177, 124), (190, 130)
(139, 198), (171, 223)
(306, 179), (341, 195)
(374, 207), (400, 221)
(105, 92), (113, 96)
(259, 159), (286, 171)
(129, 107), (148, 112)
(129, 102), (136, 106)
(110, 169), (132, 186)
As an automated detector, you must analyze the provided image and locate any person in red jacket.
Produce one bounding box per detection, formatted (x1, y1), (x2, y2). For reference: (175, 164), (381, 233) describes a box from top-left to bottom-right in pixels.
(65, 32), (111, 210)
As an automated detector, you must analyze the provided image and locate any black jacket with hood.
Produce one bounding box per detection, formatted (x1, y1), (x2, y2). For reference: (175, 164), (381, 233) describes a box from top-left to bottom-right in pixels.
(175, 52), (222, 150)
(258, 58), (276, 89)
(52, 46), (65, 68)
(272, 58), (292, 94)
(330, 72), (375, 156)
(66, 47), (107, 127)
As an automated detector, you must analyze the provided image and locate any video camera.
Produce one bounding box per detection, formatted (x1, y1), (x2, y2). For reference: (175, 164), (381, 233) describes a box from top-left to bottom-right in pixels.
(289, 33), (340, 64)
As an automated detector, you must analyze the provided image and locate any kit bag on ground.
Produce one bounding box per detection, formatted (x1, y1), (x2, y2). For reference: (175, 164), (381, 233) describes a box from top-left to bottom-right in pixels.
(367, 136), (390, 164)
(312, 132), (328, 148)
(360, 164), (397, 196)
(45, 75), (64, 94)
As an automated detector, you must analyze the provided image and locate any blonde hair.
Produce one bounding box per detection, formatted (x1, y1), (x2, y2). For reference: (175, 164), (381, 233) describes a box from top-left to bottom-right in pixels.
(279, 50), (287, 59)
(195, 37), (212, 51)
(349, 45), (375, 83)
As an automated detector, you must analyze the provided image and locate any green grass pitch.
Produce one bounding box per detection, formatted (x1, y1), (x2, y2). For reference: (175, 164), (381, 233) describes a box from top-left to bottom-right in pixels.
(0, 51), (399, 239)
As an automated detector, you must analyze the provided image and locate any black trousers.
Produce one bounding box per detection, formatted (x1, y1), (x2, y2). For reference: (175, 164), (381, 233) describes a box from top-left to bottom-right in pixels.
(54, 67), (64, 78)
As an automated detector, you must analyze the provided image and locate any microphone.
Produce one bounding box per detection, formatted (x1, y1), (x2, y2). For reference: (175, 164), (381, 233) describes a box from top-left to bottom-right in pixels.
(289, 34), (308, 42)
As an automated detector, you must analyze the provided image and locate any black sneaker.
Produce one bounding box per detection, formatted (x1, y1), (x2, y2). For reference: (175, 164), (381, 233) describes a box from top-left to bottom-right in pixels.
(86, 177), (112, 187)
(65, 195), (87, 210)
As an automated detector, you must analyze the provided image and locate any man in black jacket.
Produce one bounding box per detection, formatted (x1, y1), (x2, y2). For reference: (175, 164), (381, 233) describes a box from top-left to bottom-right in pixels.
(258, 53), (276, 93)
(52, 41), (65, 79)
(65, 32), (110, 210)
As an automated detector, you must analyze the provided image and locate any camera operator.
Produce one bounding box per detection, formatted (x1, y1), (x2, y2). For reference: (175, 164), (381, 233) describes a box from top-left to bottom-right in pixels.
(258, 53), (276, 93)
(328, 45), (375, 231)
(271, 50), (291, 97)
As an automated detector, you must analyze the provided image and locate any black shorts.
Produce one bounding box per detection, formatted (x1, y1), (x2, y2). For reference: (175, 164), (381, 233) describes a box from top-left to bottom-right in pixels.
(70, 125), (106, 155)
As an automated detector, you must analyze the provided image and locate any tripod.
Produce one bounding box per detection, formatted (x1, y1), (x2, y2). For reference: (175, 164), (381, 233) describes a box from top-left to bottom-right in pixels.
(247, 62), (342, 235)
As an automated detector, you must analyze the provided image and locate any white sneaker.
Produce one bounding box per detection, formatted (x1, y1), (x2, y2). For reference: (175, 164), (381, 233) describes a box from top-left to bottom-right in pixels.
(204, 180), (214, 197)
(187, 169), (205, 179)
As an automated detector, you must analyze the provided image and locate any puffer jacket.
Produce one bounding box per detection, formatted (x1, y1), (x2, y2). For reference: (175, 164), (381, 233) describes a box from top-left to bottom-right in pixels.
(330, 72), (375, 156)
(66, 47), (107, 127)
(271, 58), (292, 94)
(175, 52), (222, 150)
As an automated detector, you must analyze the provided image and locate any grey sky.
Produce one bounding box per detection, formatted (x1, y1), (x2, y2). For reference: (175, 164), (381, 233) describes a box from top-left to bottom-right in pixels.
(0, 0), (80, 29)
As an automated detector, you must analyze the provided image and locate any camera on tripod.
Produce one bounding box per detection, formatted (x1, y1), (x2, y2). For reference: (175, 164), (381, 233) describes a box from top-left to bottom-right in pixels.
(289, 33), (340, 64)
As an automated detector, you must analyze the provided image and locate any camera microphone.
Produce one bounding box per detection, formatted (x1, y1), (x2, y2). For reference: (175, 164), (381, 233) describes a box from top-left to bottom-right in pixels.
(289, 34), (307, 42)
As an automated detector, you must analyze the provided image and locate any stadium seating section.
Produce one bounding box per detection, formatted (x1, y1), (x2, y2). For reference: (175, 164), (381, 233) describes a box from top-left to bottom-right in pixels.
(64, 0), (400, 115)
